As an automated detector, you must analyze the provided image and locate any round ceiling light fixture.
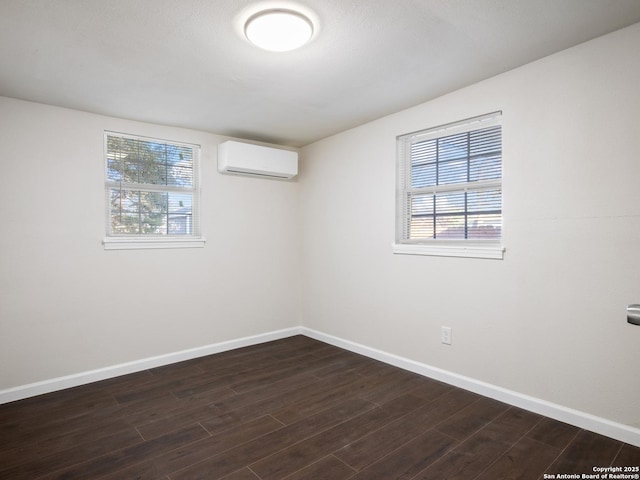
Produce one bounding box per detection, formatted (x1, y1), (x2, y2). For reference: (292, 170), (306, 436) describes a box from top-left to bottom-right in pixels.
(244, 9), (314, 52)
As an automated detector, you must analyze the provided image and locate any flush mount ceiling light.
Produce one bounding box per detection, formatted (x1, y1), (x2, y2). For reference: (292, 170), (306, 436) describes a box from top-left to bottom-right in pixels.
(244, 9), (314, 52)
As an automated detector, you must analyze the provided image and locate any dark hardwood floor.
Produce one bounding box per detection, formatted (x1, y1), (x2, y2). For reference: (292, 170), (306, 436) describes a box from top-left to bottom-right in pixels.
(1, 335), (638, 479)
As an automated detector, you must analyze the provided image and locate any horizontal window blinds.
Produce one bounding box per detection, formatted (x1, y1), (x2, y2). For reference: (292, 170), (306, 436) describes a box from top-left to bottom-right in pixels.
(397, 112), (502, 243)
(105, 133), (200, 237)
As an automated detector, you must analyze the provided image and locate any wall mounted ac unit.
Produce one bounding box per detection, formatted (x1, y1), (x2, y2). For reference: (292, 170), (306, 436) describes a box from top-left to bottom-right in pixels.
(217, 141), (298, 179)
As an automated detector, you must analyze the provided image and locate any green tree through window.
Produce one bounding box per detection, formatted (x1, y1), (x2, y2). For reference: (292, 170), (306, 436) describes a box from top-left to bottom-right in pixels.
(105, 133), (198, 236)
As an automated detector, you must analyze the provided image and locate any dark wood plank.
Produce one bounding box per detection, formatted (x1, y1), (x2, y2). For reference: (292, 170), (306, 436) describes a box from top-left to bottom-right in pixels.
(219, 468), (261, 480)
(170, 397), (378, 480)
(283, 455), (356, 480)
(546, 430), (623, 475)
(335, 388), (478, 471)
(415, 406), (543, 480)
(171, 353), (323, 399)
(205, 369), (362, 418)
(474, 436), (561, 480)
(359, 371), (436, 405)
(0, 415), (138, 470)
(0, 336), (638, 480)
(0, 426), (143, 479)
(98, 415), (283, 480)
(406, 376), (454, 402)
(228, 352), (354, 394)
(198, 374), (321, 436)
(38, 424), (210, 480)
(268, 368), (417, 425)
(348, 429), (458, 480)
(306, 351), (374, 378)
(249, 394), (426, 480)
(433, 396), (510, 440)
(527, 416), (580, 449)
(0, 386), (120, 450)
(612, 443), (640, 465)
(135, 391), (238, 440)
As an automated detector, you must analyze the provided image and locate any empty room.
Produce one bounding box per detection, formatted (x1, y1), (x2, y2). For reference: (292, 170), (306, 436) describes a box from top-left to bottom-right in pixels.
(1, 1), (639, 479)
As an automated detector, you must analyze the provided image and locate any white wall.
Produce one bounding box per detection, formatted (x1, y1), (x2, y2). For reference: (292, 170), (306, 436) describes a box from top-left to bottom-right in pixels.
(0, 97), (301, 389)
(299, 23), (640, 428)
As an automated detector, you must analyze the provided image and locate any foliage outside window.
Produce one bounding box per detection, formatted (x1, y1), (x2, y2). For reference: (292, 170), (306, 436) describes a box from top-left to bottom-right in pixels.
(395, 112), (503, 259)
(104, 132), (203, 249)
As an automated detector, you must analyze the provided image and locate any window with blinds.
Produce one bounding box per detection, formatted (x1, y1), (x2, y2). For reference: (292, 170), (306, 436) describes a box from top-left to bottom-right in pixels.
(104, 132), (203, 249)
(396, 112), (502, 256)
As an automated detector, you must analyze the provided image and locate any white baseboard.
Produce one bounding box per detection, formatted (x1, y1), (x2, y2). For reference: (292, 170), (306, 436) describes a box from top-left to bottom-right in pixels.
(300, 327), (640, 448)
(0, 327), (303, 405)
(2, 325), (638, 448)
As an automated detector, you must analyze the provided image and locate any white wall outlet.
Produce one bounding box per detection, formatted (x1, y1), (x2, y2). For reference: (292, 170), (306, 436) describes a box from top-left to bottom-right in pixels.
(441, 326), (452, 345)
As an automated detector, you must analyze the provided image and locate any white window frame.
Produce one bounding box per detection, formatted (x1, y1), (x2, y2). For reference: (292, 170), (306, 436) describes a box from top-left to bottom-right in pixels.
(393, 112), (504, 260)
(103, 131), (205, 250)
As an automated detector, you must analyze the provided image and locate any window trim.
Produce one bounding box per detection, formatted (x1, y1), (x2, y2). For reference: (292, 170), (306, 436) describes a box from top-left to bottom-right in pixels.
(392, 242), (505, 260)
(103, 131), (205, 250)
(394, 112), (504, 259)
(102, 236), (205, 250)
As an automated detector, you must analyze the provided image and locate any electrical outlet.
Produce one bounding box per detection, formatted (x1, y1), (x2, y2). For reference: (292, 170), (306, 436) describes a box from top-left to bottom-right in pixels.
(441, 326), (452, 345)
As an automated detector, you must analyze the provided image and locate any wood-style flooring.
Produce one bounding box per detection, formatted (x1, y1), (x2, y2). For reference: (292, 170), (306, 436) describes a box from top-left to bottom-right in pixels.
(0, 335), (638, 479)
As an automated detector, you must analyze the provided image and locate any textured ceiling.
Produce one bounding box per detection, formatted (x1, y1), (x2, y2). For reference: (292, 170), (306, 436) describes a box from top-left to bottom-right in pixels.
(1, 0), (640, 147)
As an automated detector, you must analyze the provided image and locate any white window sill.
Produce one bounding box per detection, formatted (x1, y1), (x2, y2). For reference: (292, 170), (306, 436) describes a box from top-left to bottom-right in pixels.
(392, 243), (505, 260)
(103, 236), (206, 250)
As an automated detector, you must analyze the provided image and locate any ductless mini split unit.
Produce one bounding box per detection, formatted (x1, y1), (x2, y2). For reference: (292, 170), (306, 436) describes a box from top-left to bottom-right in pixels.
(217, 140), (298, 179)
